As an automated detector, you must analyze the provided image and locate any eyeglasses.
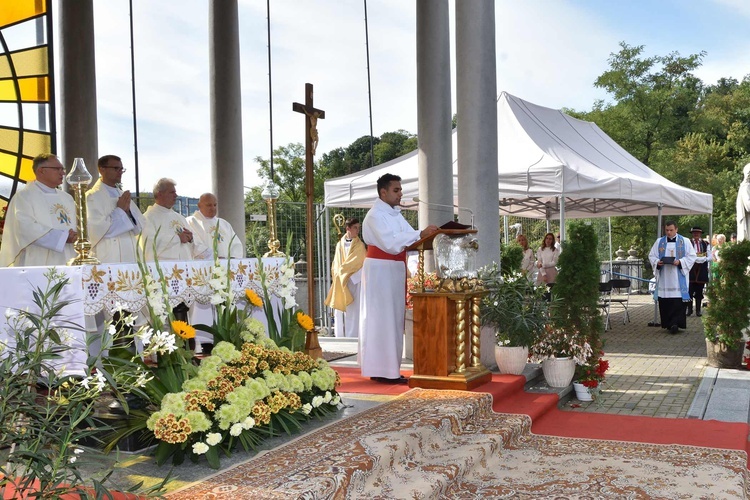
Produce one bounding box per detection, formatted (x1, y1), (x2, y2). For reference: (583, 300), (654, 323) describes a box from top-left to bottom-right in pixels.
(41, 166), (65, 172)
(101, 166), (127, 173)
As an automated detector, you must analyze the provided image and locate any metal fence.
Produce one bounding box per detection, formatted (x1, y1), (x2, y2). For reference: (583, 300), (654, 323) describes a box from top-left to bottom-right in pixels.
(243, 203), (642, 328)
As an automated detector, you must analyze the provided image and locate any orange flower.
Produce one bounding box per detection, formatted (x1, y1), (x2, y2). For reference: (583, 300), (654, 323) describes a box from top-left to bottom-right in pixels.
(296, 311), (314, 331)
(171, 320), (196, 340)
(245, 288), (263, 308)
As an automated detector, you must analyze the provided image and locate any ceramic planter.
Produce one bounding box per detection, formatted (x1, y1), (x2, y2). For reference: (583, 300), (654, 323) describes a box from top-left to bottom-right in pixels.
(542, 356), (575, 387)
(705, 339), (745, 369)
(494, 345), (529, 375)
(573, 381), (593, 401)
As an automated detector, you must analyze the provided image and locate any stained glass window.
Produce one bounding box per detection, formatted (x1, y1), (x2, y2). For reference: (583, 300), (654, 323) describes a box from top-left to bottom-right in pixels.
(0, 0), (54, 212)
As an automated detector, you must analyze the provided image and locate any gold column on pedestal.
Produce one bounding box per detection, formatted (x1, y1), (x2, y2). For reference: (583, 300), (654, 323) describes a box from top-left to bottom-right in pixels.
(262, 181), (285, 258)
(454, 297), (466, 373)
(470, 295), (482, 367)
(67, 158), (99, 266)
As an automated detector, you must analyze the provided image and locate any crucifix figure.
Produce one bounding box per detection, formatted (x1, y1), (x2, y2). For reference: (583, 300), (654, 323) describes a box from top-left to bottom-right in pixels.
(292, 83), (326, 325)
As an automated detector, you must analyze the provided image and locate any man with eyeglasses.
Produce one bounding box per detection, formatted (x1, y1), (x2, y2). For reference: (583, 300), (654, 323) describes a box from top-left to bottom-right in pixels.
(86, 155), (145, 263)
(0, 153), (78, 266)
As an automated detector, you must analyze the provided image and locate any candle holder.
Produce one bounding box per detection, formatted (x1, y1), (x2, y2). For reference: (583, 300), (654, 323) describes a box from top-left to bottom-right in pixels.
(66, 157), (99, 265)
(262, 181), (285, 258)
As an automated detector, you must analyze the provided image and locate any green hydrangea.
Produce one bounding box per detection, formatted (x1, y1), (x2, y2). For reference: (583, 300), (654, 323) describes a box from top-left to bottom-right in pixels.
(285, 373), (305, 393)
(244, 377), (271, 400)
(212, 341), (241, 362)
(226, 385), (259, 409)
(215, 403), (248, 430)
(161, 392), (188, 415)
(182, 378), (208, 392)
(263, 370), (290, 391)
(310, 367), (336, 391)
(185, 411), (212, 433)
(297, 371), (313, 391)
(241, 317), (266, 342)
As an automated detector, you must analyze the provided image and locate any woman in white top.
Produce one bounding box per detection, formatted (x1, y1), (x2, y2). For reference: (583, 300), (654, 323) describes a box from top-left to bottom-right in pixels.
(517, 234), (536, 281)
(536, 232), (560, 287)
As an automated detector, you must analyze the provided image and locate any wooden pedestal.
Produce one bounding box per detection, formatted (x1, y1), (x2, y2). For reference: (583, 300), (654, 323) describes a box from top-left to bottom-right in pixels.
(408, 290), (491, 390)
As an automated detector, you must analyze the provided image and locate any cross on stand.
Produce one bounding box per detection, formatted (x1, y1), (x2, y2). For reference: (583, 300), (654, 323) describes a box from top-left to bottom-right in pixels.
(292, 83), (325, 350)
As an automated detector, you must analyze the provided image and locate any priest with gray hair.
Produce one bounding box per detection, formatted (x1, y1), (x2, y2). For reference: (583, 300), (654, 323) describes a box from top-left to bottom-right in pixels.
(736, 163), (750, 241)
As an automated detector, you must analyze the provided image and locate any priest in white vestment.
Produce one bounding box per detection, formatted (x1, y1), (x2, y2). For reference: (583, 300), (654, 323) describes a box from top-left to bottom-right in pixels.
(87, 155), (145, 263)
(186, 193), (243, 259)
(359, 174), (438, 383)
(0, 154), (77, 267)
(140, 178), (210, 262)
(648, 220), (697, 334)
(736, 163), (750, 241)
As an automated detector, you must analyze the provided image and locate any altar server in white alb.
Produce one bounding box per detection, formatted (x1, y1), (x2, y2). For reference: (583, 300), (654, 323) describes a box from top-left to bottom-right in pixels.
(186, 193), (243, 259)
(86, 155), (145, 263)
(359, 173), (438, 384)
(648, 220), (697, 334)
(0, 153), (77, 267)
(140, 178), (210, 261)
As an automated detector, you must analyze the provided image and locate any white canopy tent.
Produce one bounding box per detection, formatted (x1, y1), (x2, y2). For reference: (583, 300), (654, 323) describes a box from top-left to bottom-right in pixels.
(324, 92), (713, 219)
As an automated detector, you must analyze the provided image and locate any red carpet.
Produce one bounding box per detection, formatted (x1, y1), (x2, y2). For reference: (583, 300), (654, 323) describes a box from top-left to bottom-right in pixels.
(335, 365), (750, 467)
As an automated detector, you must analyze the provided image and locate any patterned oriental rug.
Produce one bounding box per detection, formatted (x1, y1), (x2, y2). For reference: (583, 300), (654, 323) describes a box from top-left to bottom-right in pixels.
(166, 389), (750, 499)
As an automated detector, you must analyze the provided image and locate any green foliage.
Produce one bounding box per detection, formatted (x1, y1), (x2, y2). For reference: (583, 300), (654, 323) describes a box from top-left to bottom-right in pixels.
(480, 264), (550, 348)
(703, 240), (750, 345)
(501, 242), (523, 275)
(255, 143), (308, 202)
(0, 269), (166, 498)
(551, 222), (604, 354)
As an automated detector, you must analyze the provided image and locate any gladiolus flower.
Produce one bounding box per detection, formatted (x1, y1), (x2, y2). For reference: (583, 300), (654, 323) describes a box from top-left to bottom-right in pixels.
(171, 320), (196, 340)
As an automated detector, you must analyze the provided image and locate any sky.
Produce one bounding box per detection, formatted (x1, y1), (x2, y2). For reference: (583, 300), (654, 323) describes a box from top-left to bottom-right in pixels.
(43, 0), (750, 198)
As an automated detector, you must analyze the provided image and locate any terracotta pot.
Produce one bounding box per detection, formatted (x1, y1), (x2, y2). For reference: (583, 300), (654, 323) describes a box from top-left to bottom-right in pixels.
(705, 339), (745, 369)
(542, 357), (576, 387)
(494, 345), (528, 375)
(573, 381), (593, 401)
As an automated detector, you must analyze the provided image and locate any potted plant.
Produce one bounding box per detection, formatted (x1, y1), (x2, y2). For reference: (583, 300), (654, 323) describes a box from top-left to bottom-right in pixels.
(534, 221), (603, 387)
(480, 263), (550, 374)
(573, 356), (609, 404)
(702, 239), (750, 368)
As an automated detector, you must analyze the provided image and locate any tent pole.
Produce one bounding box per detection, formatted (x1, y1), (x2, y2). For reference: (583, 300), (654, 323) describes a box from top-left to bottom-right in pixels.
(503, 215), (509, 245)
(559, 196), (565, 242)
(649, 204), (663, 327)
(608, 216), (613, 280)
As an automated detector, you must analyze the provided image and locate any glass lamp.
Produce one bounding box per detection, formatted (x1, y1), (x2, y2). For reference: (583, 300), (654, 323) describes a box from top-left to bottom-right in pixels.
(66, 157), (99, 265)
(262, 181), (284, 257)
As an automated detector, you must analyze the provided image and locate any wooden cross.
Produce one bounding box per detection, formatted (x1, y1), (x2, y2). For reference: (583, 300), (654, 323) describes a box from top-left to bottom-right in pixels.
(292, 83), (325, 322)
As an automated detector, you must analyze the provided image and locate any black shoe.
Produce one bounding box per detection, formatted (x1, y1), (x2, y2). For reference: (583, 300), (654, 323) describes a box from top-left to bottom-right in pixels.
(669, 325), (679, 334)
(370, 375), (408, 385)
(696, 312), (702, 317)
(686, 309), (693, 316)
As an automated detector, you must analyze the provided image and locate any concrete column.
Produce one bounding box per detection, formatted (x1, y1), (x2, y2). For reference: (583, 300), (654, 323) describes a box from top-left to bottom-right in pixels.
(456, 0), (500, 370)
(209, 0), (246, 254)
(455, 0), (500, 267)
(59, 0), (98, 180)
(416, 0), (453, 228)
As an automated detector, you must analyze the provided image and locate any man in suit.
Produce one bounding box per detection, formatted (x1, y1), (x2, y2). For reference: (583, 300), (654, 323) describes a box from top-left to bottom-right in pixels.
(687, 226), (711, 317)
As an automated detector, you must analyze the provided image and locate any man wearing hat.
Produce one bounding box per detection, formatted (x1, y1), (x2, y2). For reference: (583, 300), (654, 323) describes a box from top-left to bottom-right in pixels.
(687, 226), (711, 317)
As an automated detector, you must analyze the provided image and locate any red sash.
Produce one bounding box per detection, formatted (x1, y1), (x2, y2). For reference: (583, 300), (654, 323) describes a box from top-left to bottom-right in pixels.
(366, 245), (406, 262)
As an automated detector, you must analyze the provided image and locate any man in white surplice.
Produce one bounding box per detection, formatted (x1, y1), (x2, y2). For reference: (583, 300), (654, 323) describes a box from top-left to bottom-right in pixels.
(86, 155), (145, 263)
(140, 178), (210, 262)
(648, 220), (697, 334)
(0, 153), (77, 267)
(186, 193), (243, 259)
(359, 173), (438, 383)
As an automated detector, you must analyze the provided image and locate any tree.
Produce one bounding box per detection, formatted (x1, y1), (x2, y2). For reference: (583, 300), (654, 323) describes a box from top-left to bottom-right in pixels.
(590, 42), (705, 166)
(254, 143), (307, 202)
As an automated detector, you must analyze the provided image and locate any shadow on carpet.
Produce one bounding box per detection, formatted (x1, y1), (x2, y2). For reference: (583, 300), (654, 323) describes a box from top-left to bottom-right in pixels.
(166, 389), (750, 499)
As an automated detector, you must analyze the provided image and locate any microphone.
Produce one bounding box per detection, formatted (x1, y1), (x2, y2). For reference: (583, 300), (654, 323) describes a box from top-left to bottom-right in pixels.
(412, 196), (474, 229)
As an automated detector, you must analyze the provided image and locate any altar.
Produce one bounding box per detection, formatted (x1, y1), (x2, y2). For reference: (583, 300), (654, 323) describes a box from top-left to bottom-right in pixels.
(0, 258), (286, 376)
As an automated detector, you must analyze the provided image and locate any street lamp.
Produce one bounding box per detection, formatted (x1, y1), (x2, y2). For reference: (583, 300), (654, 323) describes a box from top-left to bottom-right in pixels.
(261, 181), (284, 257)
(66, 157), (99, 265)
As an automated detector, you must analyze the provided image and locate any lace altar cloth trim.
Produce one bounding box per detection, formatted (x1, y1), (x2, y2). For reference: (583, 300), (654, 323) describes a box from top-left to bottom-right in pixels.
(166, 389), (750, 499)
(82, 258), (286, 316)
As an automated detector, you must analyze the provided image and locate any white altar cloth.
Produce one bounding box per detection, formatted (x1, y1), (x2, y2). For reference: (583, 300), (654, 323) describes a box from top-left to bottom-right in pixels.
(0, 258), (287, 376)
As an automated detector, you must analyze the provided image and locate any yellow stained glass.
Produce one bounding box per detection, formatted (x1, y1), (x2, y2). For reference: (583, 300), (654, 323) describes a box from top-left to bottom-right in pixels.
(0, 46), (48, 79)
(0, 76), (48, 102)
(0, 0), (46, 29)
(0, 152), (33, 181)
(0, 128), (19, 152)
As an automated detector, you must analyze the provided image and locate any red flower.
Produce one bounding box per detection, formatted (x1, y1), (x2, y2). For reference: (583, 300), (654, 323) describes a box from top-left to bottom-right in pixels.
(582, 379), (599, 388)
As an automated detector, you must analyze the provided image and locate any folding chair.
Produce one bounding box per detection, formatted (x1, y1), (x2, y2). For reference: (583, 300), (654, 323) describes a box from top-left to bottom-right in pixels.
(608, 278), (631, 324)
(598, 281), (613, 330)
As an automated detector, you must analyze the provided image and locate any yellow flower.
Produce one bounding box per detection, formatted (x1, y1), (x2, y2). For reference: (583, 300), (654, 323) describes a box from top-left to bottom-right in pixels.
(171, 320), (196, 340)
(296, 311), (314, 331)
(245, 288), (263, 308)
